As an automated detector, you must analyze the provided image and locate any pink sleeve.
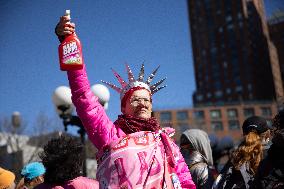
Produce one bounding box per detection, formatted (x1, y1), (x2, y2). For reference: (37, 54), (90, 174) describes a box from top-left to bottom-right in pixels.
(67, 66), (123, 150)
(174, 145), (196, 189)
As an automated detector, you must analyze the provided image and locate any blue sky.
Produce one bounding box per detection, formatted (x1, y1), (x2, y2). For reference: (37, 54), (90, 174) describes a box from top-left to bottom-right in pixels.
(0, 0), (283, 133)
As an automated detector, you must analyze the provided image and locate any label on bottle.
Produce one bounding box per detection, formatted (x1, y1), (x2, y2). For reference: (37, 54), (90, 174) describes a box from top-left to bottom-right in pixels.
(61, 40), (82, 65)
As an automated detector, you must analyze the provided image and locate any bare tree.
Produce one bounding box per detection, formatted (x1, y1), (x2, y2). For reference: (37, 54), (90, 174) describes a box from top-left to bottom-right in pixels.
(0, 112), (61, 179)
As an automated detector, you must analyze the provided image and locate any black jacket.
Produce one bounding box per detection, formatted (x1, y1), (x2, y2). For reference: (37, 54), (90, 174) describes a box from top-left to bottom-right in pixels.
(213, 161), (255, 189)
(253, 144), (284, 189)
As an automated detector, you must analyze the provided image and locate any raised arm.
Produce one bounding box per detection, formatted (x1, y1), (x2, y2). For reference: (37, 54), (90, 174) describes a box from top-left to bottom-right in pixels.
(67, 67), (121, 150)
(55, 15), (122, 150)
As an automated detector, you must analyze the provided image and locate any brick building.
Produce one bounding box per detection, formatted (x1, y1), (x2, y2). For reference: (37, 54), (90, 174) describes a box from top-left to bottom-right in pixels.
(187, 0), (283, 106)
(153, 102), (278, 143)
(268, 10), (284, 90)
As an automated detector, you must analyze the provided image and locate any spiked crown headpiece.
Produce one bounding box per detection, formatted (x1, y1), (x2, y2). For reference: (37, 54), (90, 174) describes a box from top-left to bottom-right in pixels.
(102, 64), (167, 100)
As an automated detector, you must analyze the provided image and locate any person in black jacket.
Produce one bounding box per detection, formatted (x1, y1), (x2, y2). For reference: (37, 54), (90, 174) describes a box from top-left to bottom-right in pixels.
(180, 129), (215, 189)
(253, 110), (284, 189)
(213, 116), (266, 189)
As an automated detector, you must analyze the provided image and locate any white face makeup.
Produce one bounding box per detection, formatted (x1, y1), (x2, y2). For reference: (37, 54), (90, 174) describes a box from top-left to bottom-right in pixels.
(122, 89), (152, 119)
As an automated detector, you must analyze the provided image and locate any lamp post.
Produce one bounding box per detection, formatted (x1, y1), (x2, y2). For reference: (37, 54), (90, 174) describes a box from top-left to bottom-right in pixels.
(52, 84), (110, 176)
(11, 111), (21, 132)
(12, 111), (21, 127)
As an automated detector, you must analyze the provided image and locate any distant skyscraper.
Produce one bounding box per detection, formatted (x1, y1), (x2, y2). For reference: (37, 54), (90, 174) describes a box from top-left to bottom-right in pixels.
(268, 10), (284, 91)
(187, 0), (283, 106)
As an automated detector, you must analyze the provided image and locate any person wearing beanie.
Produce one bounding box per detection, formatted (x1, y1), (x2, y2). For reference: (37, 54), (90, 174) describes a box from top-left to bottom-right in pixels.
(242, 116), (270, 135)
(0, 167), (15, 189)
(242, 115), (271, 158)
(17, 162), (45, 189)
(213, 117), (266, 189)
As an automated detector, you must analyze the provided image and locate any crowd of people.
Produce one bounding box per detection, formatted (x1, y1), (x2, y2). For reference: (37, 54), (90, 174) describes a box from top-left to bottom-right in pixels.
(1, 110), (283, 189)
(1, 13), (284, 189)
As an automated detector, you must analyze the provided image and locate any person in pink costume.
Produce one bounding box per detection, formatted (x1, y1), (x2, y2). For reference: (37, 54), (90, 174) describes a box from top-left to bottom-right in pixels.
(55, 15), (196, 189)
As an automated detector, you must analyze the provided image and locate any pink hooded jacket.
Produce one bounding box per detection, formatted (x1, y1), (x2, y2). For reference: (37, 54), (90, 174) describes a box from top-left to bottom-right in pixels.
(35, 177), (99, 189)
(67, 67), (196, 189)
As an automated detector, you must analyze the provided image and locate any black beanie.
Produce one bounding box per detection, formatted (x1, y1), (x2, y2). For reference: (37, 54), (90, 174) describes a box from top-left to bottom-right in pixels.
(242, 116), (269, 135)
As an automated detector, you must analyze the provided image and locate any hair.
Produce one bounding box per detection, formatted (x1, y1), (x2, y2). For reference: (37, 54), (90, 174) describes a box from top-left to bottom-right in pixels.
(231, 131), (263, 174)
(39, 135), (83, 184)
(260, 129), (271, 141)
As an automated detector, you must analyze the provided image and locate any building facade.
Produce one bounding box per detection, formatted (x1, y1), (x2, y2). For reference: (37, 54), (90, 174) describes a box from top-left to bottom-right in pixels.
(268, 10), (284, 91)
(153, 102), (278, 143)
(187, 0), (283, 106)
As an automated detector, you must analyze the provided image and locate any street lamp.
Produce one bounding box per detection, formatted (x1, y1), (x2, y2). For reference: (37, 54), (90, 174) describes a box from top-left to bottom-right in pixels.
(91, 84), (110, 110)
(52, 84), (110, 176)
(12, 111), (21, 129)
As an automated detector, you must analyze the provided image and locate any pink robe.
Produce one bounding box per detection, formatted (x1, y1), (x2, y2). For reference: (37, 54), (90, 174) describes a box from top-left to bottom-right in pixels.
(67, 67), (196, 189)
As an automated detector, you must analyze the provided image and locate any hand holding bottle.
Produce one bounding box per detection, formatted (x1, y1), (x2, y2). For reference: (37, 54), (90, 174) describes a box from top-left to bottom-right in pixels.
(55, 12), (76, 40)
(57, 10), (84, 71)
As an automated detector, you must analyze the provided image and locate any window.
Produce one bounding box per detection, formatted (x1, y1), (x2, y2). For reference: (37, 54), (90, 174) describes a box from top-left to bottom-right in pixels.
(237, 12), (242, 19)
(227, 109), (238, 119)
(227, 23), (234, 29)
(244, 108), (255, 118)
(160, 112), (172, 122)
(247, 84), (252, 91)
(226, 15), (232, 22)
(176, 111), (189, 121)
(226, 88), (231, 94)
(194, 110), (205, 119)
(199, 81), (203, 88)
(215, 90), (223, 98)
(249, 93), (253, 99)
(261, 107), (272, 117)
(234, 76), (241, 85)
(236, 86), (243, 92)
(214, 81), (222, 90)
(210, 110), (222, 119)
(228, 120), (240, 130)
(202, 49), (206, 56)
(211, 121), (223, 131)
(196, 94), (203, 101)
(223, 61), (228, 68)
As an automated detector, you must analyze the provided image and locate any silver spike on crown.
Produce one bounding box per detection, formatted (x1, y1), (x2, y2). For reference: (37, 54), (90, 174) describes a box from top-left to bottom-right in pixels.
(101, 63), (167, 100)
(111, 68), (127, 88)
(126, 64), (135, 83)
(146, 65), (160, 85)
(138, 64), (145, 82)
(150, 77), (167, 91)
